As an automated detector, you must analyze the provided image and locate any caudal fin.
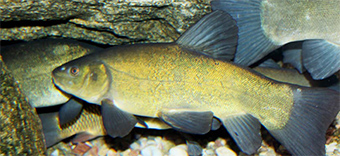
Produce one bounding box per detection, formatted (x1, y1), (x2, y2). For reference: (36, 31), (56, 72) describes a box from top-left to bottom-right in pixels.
(39, 112), (63, 147)
(211, 0), (280, 66)
(268, 87), (339, 155)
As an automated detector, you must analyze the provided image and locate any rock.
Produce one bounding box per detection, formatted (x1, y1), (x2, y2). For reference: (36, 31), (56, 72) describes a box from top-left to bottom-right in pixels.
(141, 145), (163, 156)
(169, 145), (188, 156)
(0, 57), (46, 155)
(215, 146), (236, 156)
(1, 0), (211, 45)
(202, 149), (215, 156)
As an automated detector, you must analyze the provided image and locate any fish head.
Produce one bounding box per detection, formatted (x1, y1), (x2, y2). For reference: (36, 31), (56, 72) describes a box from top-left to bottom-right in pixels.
(52, 58), (110, 104)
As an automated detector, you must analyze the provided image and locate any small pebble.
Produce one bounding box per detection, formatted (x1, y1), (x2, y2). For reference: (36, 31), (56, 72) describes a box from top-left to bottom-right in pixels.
(147, 140), (157, 146)
(106, 149), (117, 156)
(139, 137), (148, 148)
(141, 145), (163, 156)
(203, 149), (215, 156)
(50, 150), (58, 156)
(72, 142), (91, 155)
(130, 142), (141, 150)
(215, 146), (236, 156)
(169, 146), (188, 156)
(206, 141), (215, 150)
(326, 142), (338, 153)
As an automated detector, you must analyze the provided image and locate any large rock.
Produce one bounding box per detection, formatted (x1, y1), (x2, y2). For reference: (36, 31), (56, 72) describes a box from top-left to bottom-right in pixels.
(0, 0), (211, 45)
(0, 57), (46, 155)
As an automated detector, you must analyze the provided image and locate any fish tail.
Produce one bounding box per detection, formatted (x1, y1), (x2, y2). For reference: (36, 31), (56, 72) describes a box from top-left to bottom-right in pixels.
(211, 0), (279, 65)
(267, 87), (339, 155)
(39, 112), (63, 147)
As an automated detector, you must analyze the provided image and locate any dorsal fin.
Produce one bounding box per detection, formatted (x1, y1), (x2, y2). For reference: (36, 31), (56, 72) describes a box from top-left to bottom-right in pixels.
(176, 10), (238, 61)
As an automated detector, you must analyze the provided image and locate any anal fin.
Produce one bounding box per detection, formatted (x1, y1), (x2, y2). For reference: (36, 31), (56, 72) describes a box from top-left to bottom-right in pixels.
(101, 99), (137, 138)
(159, 110), (213, 134)
(283, 49), (305, 73)
(221, 113), (262, 155)
(302, 39), (340, 79)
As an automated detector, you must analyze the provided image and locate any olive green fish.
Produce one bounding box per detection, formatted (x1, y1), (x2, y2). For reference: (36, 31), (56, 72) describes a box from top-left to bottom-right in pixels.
(52, 11), (339, 155)
(212, 0), (340, 79)
(1, 39), (102, 107)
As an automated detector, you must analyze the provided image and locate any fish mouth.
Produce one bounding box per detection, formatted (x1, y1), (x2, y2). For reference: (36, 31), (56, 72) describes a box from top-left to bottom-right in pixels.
(51, 66), (68, 88)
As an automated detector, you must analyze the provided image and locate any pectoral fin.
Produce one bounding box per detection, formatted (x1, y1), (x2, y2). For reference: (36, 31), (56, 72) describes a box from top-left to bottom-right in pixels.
(58, 98), (83, 126)
(221, 114), (262, 155)
(101, 99), (137, 138)
(159, 109), (213, 134)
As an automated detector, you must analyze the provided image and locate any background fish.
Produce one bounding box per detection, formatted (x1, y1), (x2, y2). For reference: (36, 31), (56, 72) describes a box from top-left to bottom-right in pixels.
(211, 0), (340, 79)
(52, 11), (339, 155)
(39, 103), (172, 148)
(1, 39), (102, 107)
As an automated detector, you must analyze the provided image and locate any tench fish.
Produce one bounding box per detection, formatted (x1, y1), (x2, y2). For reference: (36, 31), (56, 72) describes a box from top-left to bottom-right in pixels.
(211, 0), (340, 79)
(52, 11), (340, 155)
(1, 39), (102, 107)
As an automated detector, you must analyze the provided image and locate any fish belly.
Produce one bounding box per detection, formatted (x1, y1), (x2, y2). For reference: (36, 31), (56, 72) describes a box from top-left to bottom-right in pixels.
(103, 44), (294, 129)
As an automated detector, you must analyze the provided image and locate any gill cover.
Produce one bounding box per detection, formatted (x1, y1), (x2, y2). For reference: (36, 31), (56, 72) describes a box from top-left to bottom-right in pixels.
(52, 60), (110, 104)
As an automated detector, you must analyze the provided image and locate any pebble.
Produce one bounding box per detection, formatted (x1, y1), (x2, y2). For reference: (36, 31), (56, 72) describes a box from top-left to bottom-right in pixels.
(169, 145), (188, 156)
(215, 146), (236, 156)
(203, 149), (215, 156)
(50, 150), (59, 156)
(141, 145), (163, 156)
(326, 142), (338, 153)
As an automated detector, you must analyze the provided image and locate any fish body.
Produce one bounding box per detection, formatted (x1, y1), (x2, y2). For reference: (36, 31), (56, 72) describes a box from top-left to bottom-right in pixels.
(260, 0), (339, 45)
(52, 11), (339, 155)
(54, 43), (294, 126)
(212, 0), (340, 79)
(1, 39), (102, 107)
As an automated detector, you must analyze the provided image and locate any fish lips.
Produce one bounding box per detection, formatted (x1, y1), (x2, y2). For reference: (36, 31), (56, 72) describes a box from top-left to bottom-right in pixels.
(51, 66), (71, 89)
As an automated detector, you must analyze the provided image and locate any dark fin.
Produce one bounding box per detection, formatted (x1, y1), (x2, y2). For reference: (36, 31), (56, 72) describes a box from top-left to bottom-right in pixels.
(58, 98), (83, 126)
(221, 114), (262, 155)
(268, 87), (340, 155)
(211, 117), (222, 131)
(159, 110), (213, 134)
(136, 117), (148, 128)
(257, 59), (281, 69)
(302, 39), (340, 79)
(283, 49), (305, 73)
(211, 0), (279, 65)
(187, 140), (203, 156)
(71, 132), (98, 143)
(38, 112), (62, 147)
(101, 99), (137, 138)
(179, 132), (203, 156)
(176, 10), (238, 61)
(328, 82), (340, 93)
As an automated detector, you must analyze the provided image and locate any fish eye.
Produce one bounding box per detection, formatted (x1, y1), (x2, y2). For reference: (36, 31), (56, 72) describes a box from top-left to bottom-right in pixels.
(69, 67), (79, 76)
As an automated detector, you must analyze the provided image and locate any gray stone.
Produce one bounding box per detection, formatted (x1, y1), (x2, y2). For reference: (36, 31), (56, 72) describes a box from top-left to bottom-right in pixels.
(0, 57), (46, 155)
(0, 0), (211, 45)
